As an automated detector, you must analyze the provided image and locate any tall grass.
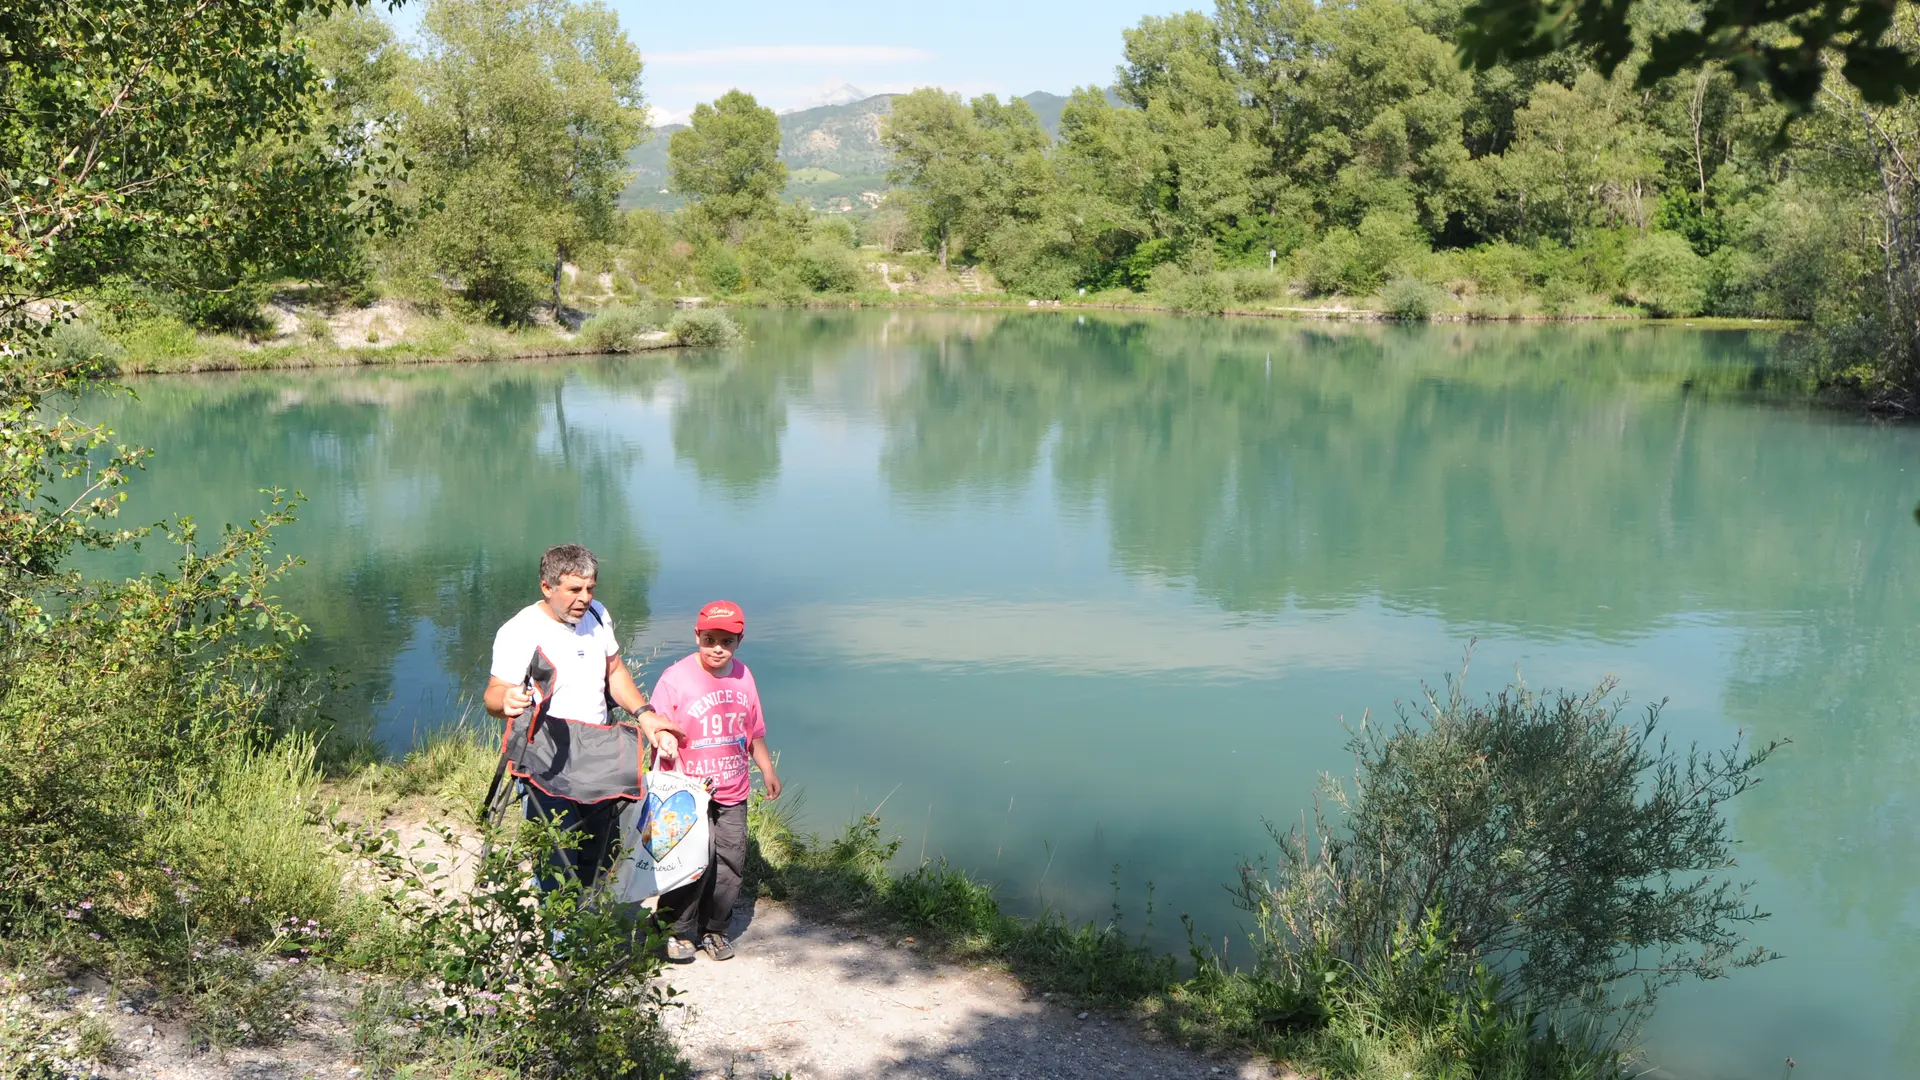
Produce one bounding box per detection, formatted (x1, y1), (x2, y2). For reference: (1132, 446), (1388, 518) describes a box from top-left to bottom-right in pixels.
(159, 736), (345, 943)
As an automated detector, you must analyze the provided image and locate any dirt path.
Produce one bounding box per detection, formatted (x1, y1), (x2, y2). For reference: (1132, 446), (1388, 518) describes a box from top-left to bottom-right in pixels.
(669, 899), (1285, 1080)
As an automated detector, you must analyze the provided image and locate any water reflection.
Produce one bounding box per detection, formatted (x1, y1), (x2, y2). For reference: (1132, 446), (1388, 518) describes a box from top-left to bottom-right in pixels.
(94, 361), (669, 741)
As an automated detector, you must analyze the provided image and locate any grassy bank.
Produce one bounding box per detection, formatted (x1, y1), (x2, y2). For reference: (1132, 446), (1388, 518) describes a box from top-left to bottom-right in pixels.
(56, 296), (743, 376)
(62, 252), (1798, 382)
(326, 723), (1639, 1079)
(2, 662), (1775, 1080)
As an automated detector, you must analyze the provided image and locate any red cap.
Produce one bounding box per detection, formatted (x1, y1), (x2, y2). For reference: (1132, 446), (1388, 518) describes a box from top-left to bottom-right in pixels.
(695, 600), (745, 634)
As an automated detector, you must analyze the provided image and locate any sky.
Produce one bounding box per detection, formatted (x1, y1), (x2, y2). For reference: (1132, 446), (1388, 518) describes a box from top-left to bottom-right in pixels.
(388, 0), (1179, 124)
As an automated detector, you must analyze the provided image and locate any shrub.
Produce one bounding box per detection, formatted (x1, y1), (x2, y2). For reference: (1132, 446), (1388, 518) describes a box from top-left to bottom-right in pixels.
(1167, 272), (1232, 315)
(1235, 668), (1780, 1013)
(1380, 276), (1440, 320)
(160, 738), (344, 944)
(667, 308), (743, 347)
(1624, 232), (1709, 317)
(47, 320), (126, 371)
(341, 817), (682, 1078)
(794, 243), (862, 293)
(811, 215), (859, 250)
(698, 247), (743, 293)
(1226, 269), (1286, 304)
(577, 306), (656, 352)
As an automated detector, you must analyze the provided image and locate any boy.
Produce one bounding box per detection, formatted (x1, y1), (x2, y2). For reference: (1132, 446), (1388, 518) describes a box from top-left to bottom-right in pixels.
(648, 600), (782, 962)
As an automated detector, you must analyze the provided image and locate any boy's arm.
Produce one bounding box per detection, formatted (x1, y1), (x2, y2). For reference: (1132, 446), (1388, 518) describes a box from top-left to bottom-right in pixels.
(749, 737), (781, 800)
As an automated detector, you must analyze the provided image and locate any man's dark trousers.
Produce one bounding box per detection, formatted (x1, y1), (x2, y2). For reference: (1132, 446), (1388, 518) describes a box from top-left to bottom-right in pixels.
(523, 783), (623, 891)
(655, 799), (748, 941)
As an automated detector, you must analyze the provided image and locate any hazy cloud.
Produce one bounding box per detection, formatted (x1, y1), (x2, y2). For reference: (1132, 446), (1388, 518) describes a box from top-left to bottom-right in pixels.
(647, 45), (934, 65)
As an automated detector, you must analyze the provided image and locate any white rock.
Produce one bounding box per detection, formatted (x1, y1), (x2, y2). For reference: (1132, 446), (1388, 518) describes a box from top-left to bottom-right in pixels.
(1077, 1011), (1089, 1020)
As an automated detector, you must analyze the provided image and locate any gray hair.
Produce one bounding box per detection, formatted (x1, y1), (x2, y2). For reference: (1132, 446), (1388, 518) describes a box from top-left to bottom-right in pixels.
(539, 544), (598, 585)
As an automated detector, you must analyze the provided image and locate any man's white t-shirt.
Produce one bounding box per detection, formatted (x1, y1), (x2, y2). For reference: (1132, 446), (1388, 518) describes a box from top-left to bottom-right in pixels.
(489, 601), (620, 724)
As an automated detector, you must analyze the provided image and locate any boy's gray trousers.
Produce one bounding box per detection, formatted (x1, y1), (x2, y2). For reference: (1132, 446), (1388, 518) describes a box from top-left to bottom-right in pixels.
(655, 799), (749, 941)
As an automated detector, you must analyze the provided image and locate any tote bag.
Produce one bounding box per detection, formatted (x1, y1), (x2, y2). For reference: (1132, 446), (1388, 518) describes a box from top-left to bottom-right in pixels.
(609, 766), (711, 903)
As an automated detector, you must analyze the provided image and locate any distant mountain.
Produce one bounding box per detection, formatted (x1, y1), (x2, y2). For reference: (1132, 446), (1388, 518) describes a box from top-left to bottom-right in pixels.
(776, 93), (895, 174)
(780, 81), (870, 114)
(618, 88), (1124, 211)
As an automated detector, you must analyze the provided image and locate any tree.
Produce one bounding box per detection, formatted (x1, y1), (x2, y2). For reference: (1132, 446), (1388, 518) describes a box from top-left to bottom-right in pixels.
(883, 89), (985, 270)
(669, 90), (787, 234)
(1, 0), (399, 324)
(397, 0), (646, 322)
(1456, 0), (1920, 112)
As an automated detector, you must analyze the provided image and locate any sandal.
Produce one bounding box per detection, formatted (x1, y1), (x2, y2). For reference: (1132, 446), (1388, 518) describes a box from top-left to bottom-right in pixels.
(666, 937), (697, 963)
(701, 932), (735, 960)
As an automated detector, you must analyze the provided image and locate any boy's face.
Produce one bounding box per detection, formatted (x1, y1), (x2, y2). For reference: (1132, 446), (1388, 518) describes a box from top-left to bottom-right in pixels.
(540, 572), (596, 625)
(696, 628), (740, 673)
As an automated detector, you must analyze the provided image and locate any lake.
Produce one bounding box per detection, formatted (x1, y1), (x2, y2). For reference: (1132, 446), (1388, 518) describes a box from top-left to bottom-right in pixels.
(96, 311), (1918, 1078)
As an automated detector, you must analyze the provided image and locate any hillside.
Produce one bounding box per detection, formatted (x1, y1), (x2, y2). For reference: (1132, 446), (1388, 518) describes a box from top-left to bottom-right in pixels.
(618, 89), (1116, 211)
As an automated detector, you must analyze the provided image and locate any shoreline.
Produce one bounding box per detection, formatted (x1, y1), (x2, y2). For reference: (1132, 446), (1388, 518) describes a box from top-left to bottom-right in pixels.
(117, 297), (1793, 378)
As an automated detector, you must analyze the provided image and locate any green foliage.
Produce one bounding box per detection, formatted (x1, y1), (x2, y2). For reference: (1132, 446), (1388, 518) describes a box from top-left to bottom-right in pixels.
(667, 309), (743, 347)
(395, 0), (647, 323)
(184, 948), (307, 1051)
(794, 244), (864, 293)
(670, 90), (787, 230)
(752, 810), (1177, 1004)
(1625, 232), (1710, 317)
(1299, 213), (1426, 297)
(1, 0), (402, 317)
(341, 817), (681, 1078)
(1381, 277), (1441, 320)
(1159, 270), (1233, 315)
(698, 247), (745, 293)
(1456, 0), (1920, 112)
(1235, 668), (1781, 1012)
(578, 306), (657, 352)
(0, 996), (116, 1079)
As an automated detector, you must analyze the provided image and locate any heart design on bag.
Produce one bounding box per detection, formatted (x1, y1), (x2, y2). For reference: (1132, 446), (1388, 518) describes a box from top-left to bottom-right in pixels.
(639, 789), (698, 861)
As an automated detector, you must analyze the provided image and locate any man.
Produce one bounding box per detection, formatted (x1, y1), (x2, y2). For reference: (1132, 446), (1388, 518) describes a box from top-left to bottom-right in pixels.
(485, 543), (683, 889)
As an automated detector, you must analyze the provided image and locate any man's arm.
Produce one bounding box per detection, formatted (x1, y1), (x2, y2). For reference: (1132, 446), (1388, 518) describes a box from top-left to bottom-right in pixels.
(484, 676), (531, 720)
(607, 654), (684, 752)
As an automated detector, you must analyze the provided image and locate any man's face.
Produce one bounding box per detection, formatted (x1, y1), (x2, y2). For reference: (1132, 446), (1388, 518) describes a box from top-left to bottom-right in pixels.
(696, 628), (740, 673)
(540, 572), (596, 625)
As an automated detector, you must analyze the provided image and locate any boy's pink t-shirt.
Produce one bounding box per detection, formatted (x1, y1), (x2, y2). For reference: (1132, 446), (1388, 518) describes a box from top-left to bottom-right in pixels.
(649, 654), (765, 806)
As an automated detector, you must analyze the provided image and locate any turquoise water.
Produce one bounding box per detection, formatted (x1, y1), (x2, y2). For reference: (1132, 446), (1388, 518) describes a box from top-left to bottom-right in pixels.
(96, 312), (1919, 1077)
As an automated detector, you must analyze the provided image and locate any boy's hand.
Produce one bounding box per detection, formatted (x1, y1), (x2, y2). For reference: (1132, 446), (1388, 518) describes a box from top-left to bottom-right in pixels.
(762, 768), (782, 801)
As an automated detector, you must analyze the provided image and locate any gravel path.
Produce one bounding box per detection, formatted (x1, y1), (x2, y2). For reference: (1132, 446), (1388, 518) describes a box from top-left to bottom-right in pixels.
(668, 899), (1287, 1080)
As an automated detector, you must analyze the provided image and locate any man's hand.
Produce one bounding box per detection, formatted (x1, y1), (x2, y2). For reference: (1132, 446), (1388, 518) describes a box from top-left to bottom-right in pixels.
(639, 711), (686, 762)
(501, 685), (532, 719)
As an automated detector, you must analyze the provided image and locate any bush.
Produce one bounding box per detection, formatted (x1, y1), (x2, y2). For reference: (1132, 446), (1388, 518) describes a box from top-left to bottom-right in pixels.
(667, 308), (743, 347)
(811, 215), (859, 250)
(1297, 213), (1426, 297)
(1226, 269), (1286, 304)
(1236, 668), (1780, 1013)
(1167, 272), (1232, 315)
(577, 306), (656, 352)
(341, 817), (682, 1078)
(698, 247), (743, 293)
(47, 319), (126, 371)
(1380, 276), (1440, 320)
(794, 243), (862, 293)
(1624, 232), (1709, 317)
(160, 738), (344, 944)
